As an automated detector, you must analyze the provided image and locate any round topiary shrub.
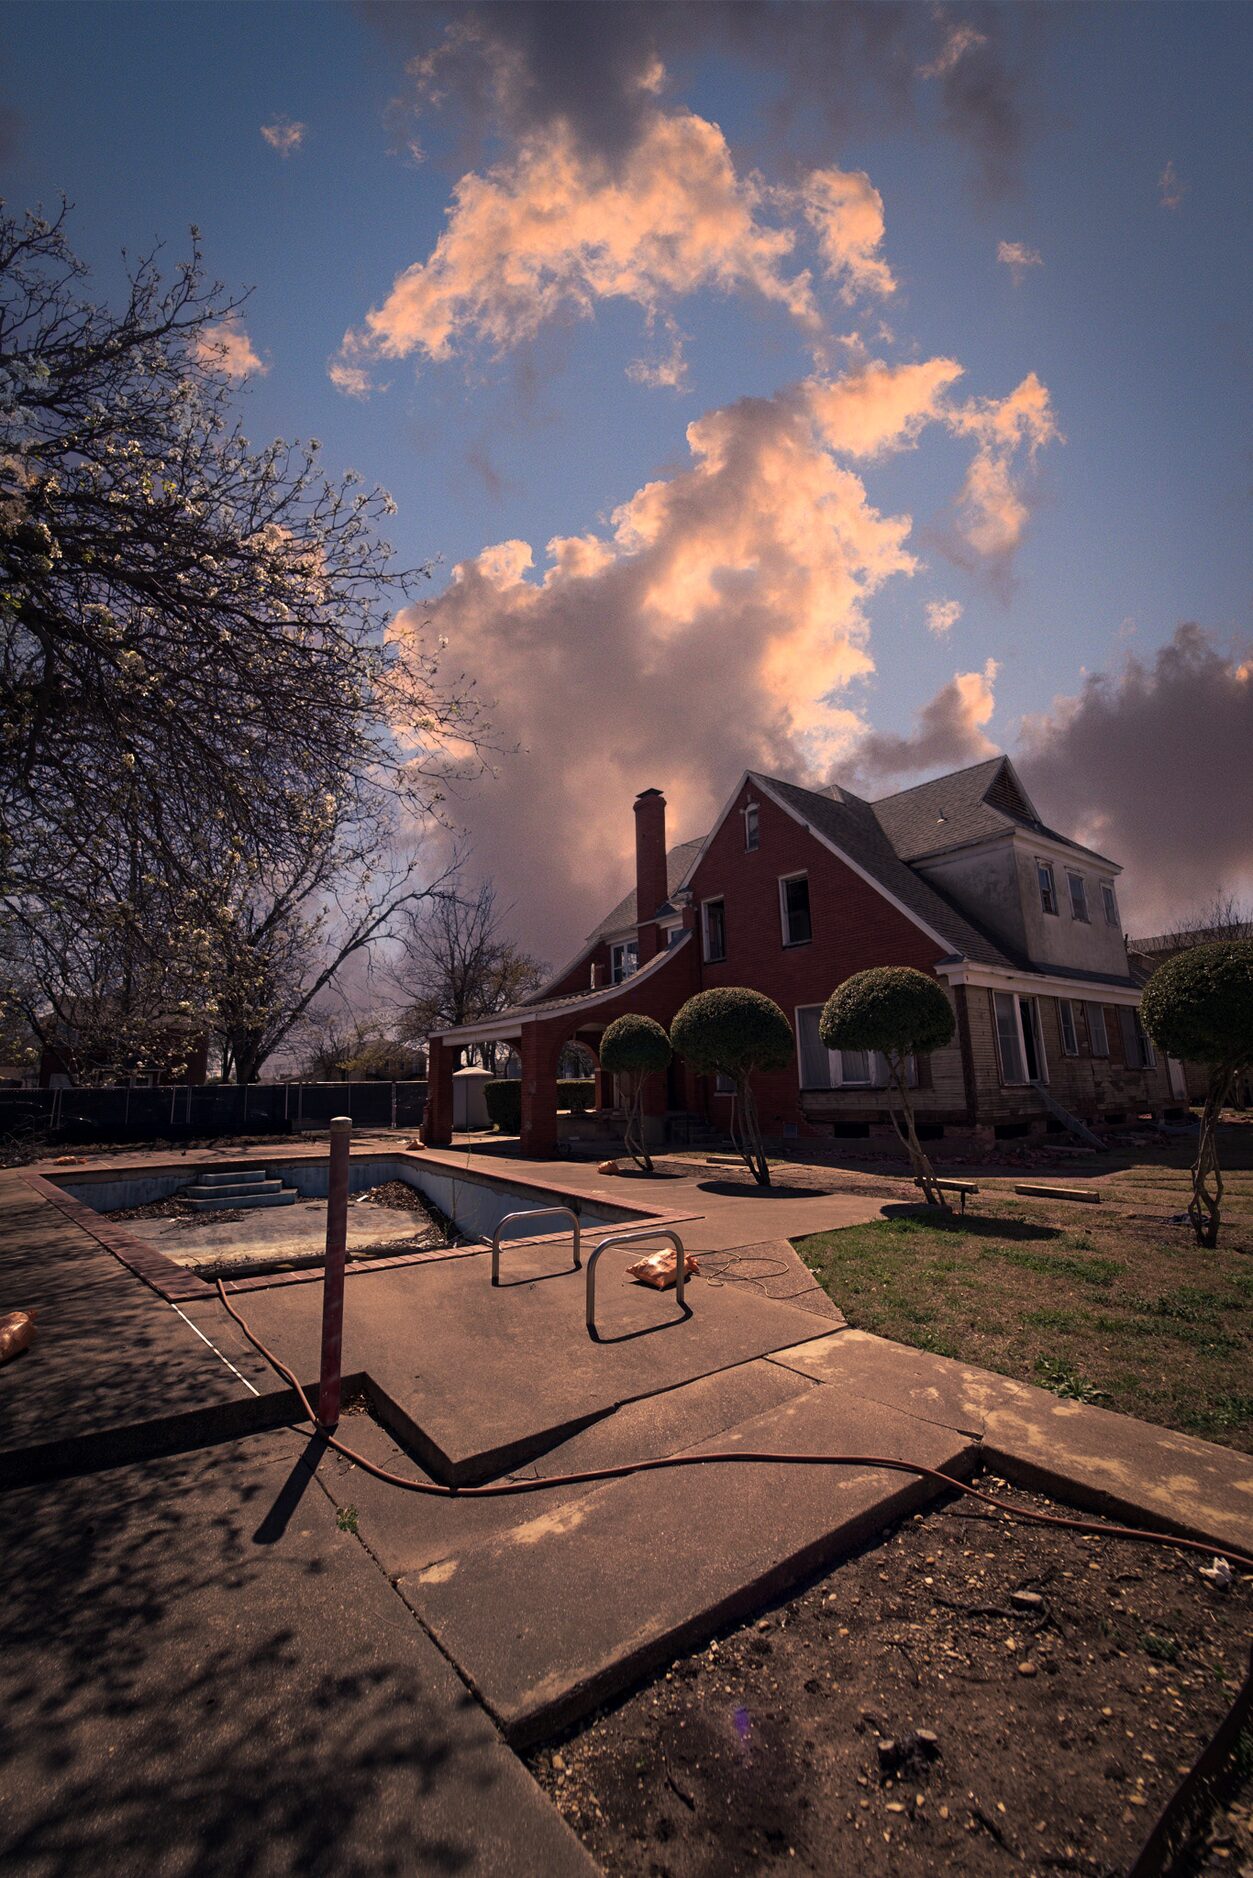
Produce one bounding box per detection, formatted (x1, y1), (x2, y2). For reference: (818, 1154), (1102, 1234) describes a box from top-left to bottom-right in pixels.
(1140, 938), (1253, 1246)
(820, 967), (955, 1206)
(600, 1014), (672, 1172)
(670, 988), (793, 1186)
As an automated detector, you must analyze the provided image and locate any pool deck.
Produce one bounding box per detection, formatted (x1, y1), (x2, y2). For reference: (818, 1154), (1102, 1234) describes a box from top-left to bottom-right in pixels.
(4, 1137), (1252, 1869)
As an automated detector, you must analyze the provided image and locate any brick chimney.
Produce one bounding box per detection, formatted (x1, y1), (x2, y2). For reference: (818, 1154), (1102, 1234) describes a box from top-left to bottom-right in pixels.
(633, 787), (668, 964)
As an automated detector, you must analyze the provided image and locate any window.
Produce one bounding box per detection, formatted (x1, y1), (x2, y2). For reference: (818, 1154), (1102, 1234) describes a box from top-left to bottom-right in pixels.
(1086, 1002), (1109, 1057)
(1058, 998), (1079, 1056)
(991, 991), (1049, 1084)
(1118, 1005), (1157, 1071)
(779, 873), (812, 946)
(1037, 861), (1058, 916)
(664, 925), (683, 948)
(702, 897), (726, 962)
(795, 1008), (899, 1089)
(743, 802), (760, 851)
(1101, 881), (1119, 928)
(1067, 871), (1089, 922)
(610, 940), (637, 984)
(714, 1071), (736, 1095)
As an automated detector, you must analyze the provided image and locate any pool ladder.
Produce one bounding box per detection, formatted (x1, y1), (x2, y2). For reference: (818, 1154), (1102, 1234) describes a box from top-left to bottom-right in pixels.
(489, 1209), (689, 1337)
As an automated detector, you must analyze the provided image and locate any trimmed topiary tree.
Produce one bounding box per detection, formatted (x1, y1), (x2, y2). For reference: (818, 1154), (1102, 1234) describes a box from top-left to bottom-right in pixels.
(820, 966), (955, 1207)
(670, 987), (794, 1187)
(599, 1014), (672, 1174)
(1140, 938), (1253, 1247)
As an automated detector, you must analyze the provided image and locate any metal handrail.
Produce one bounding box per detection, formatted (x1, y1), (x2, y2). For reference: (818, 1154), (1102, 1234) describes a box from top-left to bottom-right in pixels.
(585, 1226), (688, 1336)
(490, 1207), (583, 1285)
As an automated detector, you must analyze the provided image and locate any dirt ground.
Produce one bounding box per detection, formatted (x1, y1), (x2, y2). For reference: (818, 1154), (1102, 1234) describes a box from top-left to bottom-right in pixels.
(528, 1481), (1252, 1878)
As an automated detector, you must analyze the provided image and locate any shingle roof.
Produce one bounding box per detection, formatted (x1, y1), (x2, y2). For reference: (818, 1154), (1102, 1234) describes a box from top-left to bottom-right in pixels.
(751, 773), (1017, 968)
(870, 756), (1112, 865)
(588, 836), (707, 940)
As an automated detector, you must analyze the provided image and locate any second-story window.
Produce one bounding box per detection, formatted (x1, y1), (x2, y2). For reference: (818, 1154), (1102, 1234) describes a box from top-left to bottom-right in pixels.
(610, 940), (638, 984)
(1037, 861), (1058, 916)
(780, 873), (812, 946)
(1067, 871), (1089, 922)
(744, 802), (759, 851)
(702, 897), (726, 963)
(1101, 880), (1119, 928)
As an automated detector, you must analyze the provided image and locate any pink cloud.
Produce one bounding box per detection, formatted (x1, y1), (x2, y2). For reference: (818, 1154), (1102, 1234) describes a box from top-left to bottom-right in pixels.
(192, 317), (266, 380)
(854, 660), (999, 780)
(261, 117), (305, 155)
(997, 239), (1043, 284)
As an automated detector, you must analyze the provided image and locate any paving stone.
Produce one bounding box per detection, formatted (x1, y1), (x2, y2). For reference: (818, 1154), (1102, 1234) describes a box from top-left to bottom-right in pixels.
(396, 1386), (978, 1745)
(0, 1429), (594, 1878)
(768, 1327), (1253, 1556)
(190, 1245), (835, 1484)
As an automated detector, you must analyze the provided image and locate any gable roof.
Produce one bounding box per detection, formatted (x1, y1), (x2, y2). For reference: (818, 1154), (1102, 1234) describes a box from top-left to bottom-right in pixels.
(587, 836), (707, 940)
(871, 755), (1116, 868)
(744, 773), (1016, 968)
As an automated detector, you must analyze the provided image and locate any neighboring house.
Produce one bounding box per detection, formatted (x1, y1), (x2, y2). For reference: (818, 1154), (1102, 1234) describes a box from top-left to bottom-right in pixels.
(1128, 926), (1252, 1107)
(423, 758), (1174, 1156)
(39, 1020), (209, 1089)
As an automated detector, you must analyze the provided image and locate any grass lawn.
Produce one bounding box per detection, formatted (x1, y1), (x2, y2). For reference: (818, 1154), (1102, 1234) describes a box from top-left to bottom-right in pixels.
(793, 1132), (1253, 1454)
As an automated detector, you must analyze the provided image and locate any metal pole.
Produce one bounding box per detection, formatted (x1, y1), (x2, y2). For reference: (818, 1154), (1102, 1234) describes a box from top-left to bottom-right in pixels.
(317, 1115), (352, 1428)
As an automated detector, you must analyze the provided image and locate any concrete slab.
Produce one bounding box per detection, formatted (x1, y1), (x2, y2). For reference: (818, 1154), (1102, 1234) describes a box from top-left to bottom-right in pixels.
(318, 1358), (819, 1581)
(0, 1429), (594, 1877)
(769, 1328), (1253, 1556)
(189, 1243), (836, 1485)
(0, 1175), (288, 1486)
(121, 1193), (443, 1272)
(397, 1386), (977, 1745)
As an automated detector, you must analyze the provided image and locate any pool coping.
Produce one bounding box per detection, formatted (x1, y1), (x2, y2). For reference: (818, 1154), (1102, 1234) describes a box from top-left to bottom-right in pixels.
(21, 1147), (702, 1305)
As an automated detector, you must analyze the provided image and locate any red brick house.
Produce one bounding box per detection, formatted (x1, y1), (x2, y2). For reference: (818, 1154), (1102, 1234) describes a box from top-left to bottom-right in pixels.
(423, 758), (1174, 1157)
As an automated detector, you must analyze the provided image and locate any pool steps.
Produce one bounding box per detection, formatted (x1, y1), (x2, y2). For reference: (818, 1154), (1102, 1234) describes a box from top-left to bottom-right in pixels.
(185, 1171), (299, 1212)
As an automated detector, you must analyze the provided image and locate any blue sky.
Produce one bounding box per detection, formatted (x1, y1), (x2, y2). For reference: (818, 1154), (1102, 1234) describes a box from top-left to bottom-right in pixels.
(3, 1), (1249, 951)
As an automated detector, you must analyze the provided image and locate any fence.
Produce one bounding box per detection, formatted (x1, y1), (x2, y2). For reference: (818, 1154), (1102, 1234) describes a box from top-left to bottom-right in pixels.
(0, 1080), (430, 1148)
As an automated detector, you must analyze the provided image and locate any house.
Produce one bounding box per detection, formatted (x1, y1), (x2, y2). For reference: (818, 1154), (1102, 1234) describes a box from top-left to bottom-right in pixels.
(422, 757), (1175, 1157)
(1128, 925), (1252, 1107)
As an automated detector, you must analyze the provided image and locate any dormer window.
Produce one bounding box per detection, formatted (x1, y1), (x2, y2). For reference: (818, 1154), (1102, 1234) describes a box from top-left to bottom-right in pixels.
(744, 802), (760, 851)
(1067, 871), (1089, 922)
(610, 940), (638, 984)
(1037, 861), (1058, 917)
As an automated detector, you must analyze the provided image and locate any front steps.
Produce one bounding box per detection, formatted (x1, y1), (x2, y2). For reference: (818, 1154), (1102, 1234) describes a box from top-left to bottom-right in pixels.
(185, 1170), (299, 1212)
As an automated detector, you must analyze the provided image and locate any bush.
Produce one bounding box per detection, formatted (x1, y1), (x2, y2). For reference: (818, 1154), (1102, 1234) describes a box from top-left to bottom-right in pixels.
(600, 1014), (671, 1077)
(483, 1079), (522, 1133)
(819, 965), (955, 1058)
(482, 1077), (595, 1133)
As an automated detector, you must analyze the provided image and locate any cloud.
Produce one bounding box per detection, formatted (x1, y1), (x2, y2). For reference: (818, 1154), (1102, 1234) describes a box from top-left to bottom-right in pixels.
(261, 118), (306, 155)
(192, 317), (267, 380)
(391, 352), (1051, 954)
(328, 357), (376, 397)
(1015, 624), (1253, 932)
(997, 238), (1042, 284)
(1159, 159), (1186, 210)
(368, 2), (1029, 194)
(808, 356), (964, 459)
(797, 168), (896, 302)
(926, 598), (963, 636)
(917, 19), (988, 79)
(853, 659), (998, 780)
(392, 377), (928, 954)
(336, 107), (825, 385)
(947, 371), (1060, 563)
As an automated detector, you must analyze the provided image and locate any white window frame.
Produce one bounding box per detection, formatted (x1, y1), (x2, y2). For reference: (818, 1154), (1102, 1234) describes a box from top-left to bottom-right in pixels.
(1037, 860), (1059, 917)
(1057, 998), (1079, 1056)
(701, 896), (727, 963)
(793, 1006), (900, 1091)
(778, 871), (812, 947)
(1101, 880), (1119, 928)
(609, 939), (638, 984)
(743, 801), (760, 852)
(1067, 870), (1089, 923)
(992, 991), (1048, 1086)
(1086, 1002), (1109, 1057)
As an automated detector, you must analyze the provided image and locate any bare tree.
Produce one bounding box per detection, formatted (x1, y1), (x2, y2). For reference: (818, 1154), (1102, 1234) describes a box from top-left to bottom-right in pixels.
(394, 878), (544, 1069)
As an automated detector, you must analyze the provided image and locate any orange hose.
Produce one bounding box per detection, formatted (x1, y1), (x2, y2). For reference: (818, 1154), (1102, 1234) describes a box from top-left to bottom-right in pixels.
(214, 1278), (1253, 1574)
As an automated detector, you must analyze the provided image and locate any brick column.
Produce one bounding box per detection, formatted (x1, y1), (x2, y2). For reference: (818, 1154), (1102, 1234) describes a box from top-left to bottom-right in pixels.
(422, 1036), (454, 1147)
(519, 1025), (559, 1158)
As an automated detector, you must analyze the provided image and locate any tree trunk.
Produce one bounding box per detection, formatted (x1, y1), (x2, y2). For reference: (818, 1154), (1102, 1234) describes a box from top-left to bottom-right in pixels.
(735, 1075), (771, 1187)
(889, 1056), (949, 1210)
(1189, 1065), (1232, 1248)
(622, 1071), (654, 1174)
